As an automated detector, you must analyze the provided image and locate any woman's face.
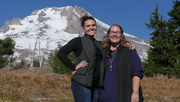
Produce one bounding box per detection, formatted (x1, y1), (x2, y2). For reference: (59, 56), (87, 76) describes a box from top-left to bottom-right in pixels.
(109, 26), (122, 44)
(82, 19), (97, 37)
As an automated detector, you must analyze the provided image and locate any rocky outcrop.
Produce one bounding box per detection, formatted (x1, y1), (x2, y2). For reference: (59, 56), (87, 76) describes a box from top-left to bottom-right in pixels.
(74, 6), (88, 17)
(31, 10), (39, 15)
(61, 6), (108, 40)
(37, 11), (50, 22)
(61, 6), (83, 34)
(0, 18), (22, 33)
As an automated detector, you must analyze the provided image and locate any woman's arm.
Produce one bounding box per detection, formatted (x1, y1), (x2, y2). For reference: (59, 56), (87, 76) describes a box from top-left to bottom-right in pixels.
(57, 37), (82, 71)
(131, 50), (143, 102)
(131, 76), (141, 102)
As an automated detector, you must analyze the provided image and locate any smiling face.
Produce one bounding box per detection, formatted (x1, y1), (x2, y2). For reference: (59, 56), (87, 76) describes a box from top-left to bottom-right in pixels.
(108, 25), (123, 45)
(82, 19), (97, 37)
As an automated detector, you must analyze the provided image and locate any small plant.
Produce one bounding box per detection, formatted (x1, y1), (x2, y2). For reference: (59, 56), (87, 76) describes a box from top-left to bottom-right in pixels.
(28, 60), (40, 67)
(21, 60), (25, 65)
(48, 46), (77, 75)
(33, 60), (40, 67)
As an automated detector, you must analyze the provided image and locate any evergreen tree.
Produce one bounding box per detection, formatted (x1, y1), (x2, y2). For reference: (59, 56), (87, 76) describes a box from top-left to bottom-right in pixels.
(166, 0), (180, 77)
(143, 1), (180, 78)
(48, 45), (77, 75)
(0, 36), (15, 68)
(143, 5), (168, 76)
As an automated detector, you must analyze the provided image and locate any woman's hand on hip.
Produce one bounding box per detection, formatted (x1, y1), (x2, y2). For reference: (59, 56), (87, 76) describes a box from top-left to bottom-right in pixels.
(71, 71), (77, 75)
(75, 61), (88, 71)
(72, 61), (88, 75)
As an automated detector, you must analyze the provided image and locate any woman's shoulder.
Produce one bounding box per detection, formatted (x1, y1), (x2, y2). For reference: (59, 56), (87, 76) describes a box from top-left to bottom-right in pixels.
(72, 37), (81, 41)
(131, 50), (141, 60)
(63, 37), (82, 49)
(131, 50), (138, 55)
(69, 37), (81, 43)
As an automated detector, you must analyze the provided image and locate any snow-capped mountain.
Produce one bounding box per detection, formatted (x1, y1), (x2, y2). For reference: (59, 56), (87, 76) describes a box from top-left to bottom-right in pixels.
(0, 6), (150, 64)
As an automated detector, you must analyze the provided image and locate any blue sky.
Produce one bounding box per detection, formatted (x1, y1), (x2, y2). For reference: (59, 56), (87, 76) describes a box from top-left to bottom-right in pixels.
(0, 0), (175, 39)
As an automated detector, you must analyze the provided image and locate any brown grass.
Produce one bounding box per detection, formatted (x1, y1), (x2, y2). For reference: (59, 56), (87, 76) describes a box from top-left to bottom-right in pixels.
(0, 67), (73, 102)
(142, 75), (180, 102)
(0, 67), (179, 102)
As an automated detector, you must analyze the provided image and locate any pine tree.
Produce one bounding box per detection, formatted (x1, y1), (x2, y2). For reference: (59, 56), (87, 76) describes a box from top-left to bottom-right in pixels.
(143, 5), (168, 76)
(144, 1), (180, 78)
(166, 0), (180, 78)
(0, 36), (15, 68)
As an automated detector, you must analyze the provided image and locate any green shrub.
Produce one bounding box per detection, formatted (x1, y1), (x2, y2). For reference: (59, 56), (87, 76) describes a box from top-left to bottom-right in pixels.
(48, 47), (77, 75)
(21, 60), (25, 65)
(28, 60), (39, 67)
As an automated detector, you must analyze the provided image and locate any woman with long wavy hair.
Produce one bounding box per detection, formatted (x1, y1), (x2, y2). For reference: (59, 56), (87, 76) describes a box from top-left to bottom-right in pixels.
(99, 24), (144, 102)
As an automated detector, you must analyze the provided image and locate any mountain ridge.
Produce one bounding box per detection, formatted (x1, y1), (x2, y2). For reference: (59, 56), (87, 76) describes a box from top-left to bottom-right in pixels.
(0, 6), (150, 64)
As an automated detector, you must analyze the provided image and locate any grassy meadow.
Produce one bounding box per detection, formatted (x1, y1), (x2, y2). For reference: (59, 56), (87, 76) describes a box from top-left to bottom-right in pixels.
(0, 67), (179, 102)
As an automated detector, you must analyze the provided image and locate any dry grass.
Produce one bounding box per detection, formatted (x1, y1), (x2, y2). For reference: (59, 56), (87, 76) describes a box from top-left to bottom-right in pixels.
(0, 67), (179, 102)
(142, 75), (180, 102)
(0, 67), (73, 102)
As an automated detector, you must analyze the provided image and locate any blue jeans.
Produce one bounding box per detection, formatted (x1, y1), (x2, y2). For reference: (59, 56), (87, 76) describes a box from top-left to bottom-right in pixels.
(71, 81), (99, 102)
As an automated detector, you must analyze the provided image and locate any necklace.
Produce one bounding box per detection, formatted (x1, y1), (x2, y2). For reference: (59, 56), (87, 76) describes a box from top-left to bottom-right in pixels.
(109, 50), (117, 71)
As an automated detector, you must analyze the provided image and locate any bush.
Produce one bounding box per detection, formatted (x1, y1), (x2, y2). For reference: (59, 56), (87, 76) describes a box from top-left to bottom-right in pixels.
(33, 61), (39, 67)
(48, 47), (77, 75)
(28, 60), (40, 67)
(21, 60), (25, 65)
(0, 36), (15, 68)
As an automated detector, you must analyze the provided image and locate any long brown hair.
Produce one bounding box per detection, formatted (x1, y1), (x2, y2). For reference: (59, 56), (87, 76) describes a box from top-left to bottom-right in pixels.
(102, 24), (127, 48)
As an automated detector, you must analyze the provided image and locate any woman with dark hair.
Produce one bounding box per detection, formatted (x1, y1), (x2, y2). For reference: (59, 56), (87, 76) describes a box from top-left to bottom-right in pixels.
(57, 16), (135, 102)
(99, 24), (144, 102)
(57, 15), (104, 102)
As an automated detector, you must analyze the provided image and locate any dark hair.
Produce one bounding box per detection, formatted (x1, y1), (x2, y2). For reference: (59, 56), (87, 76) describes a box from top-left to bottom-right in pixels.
(80, 15), (96, 27)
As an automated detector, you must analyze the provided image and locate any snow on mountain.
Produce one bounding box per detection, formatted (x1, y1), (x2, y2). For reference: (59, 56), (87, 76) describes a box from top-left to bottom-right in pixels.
(94, 18), (110, 29)
(132, 39), (150, 46)
(0, 6), (150, 65)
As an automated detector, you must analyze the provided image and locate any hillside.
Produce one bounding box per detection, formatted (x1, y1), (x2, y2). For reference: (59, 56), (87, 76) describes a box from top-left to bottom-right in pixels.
(0, 67), (179, 102)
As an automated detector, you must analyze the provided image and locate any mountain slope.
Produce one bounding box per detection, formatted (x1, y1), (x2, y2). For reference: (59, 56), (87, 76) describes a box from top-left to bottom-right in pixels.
(0, 6), (150, 64)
